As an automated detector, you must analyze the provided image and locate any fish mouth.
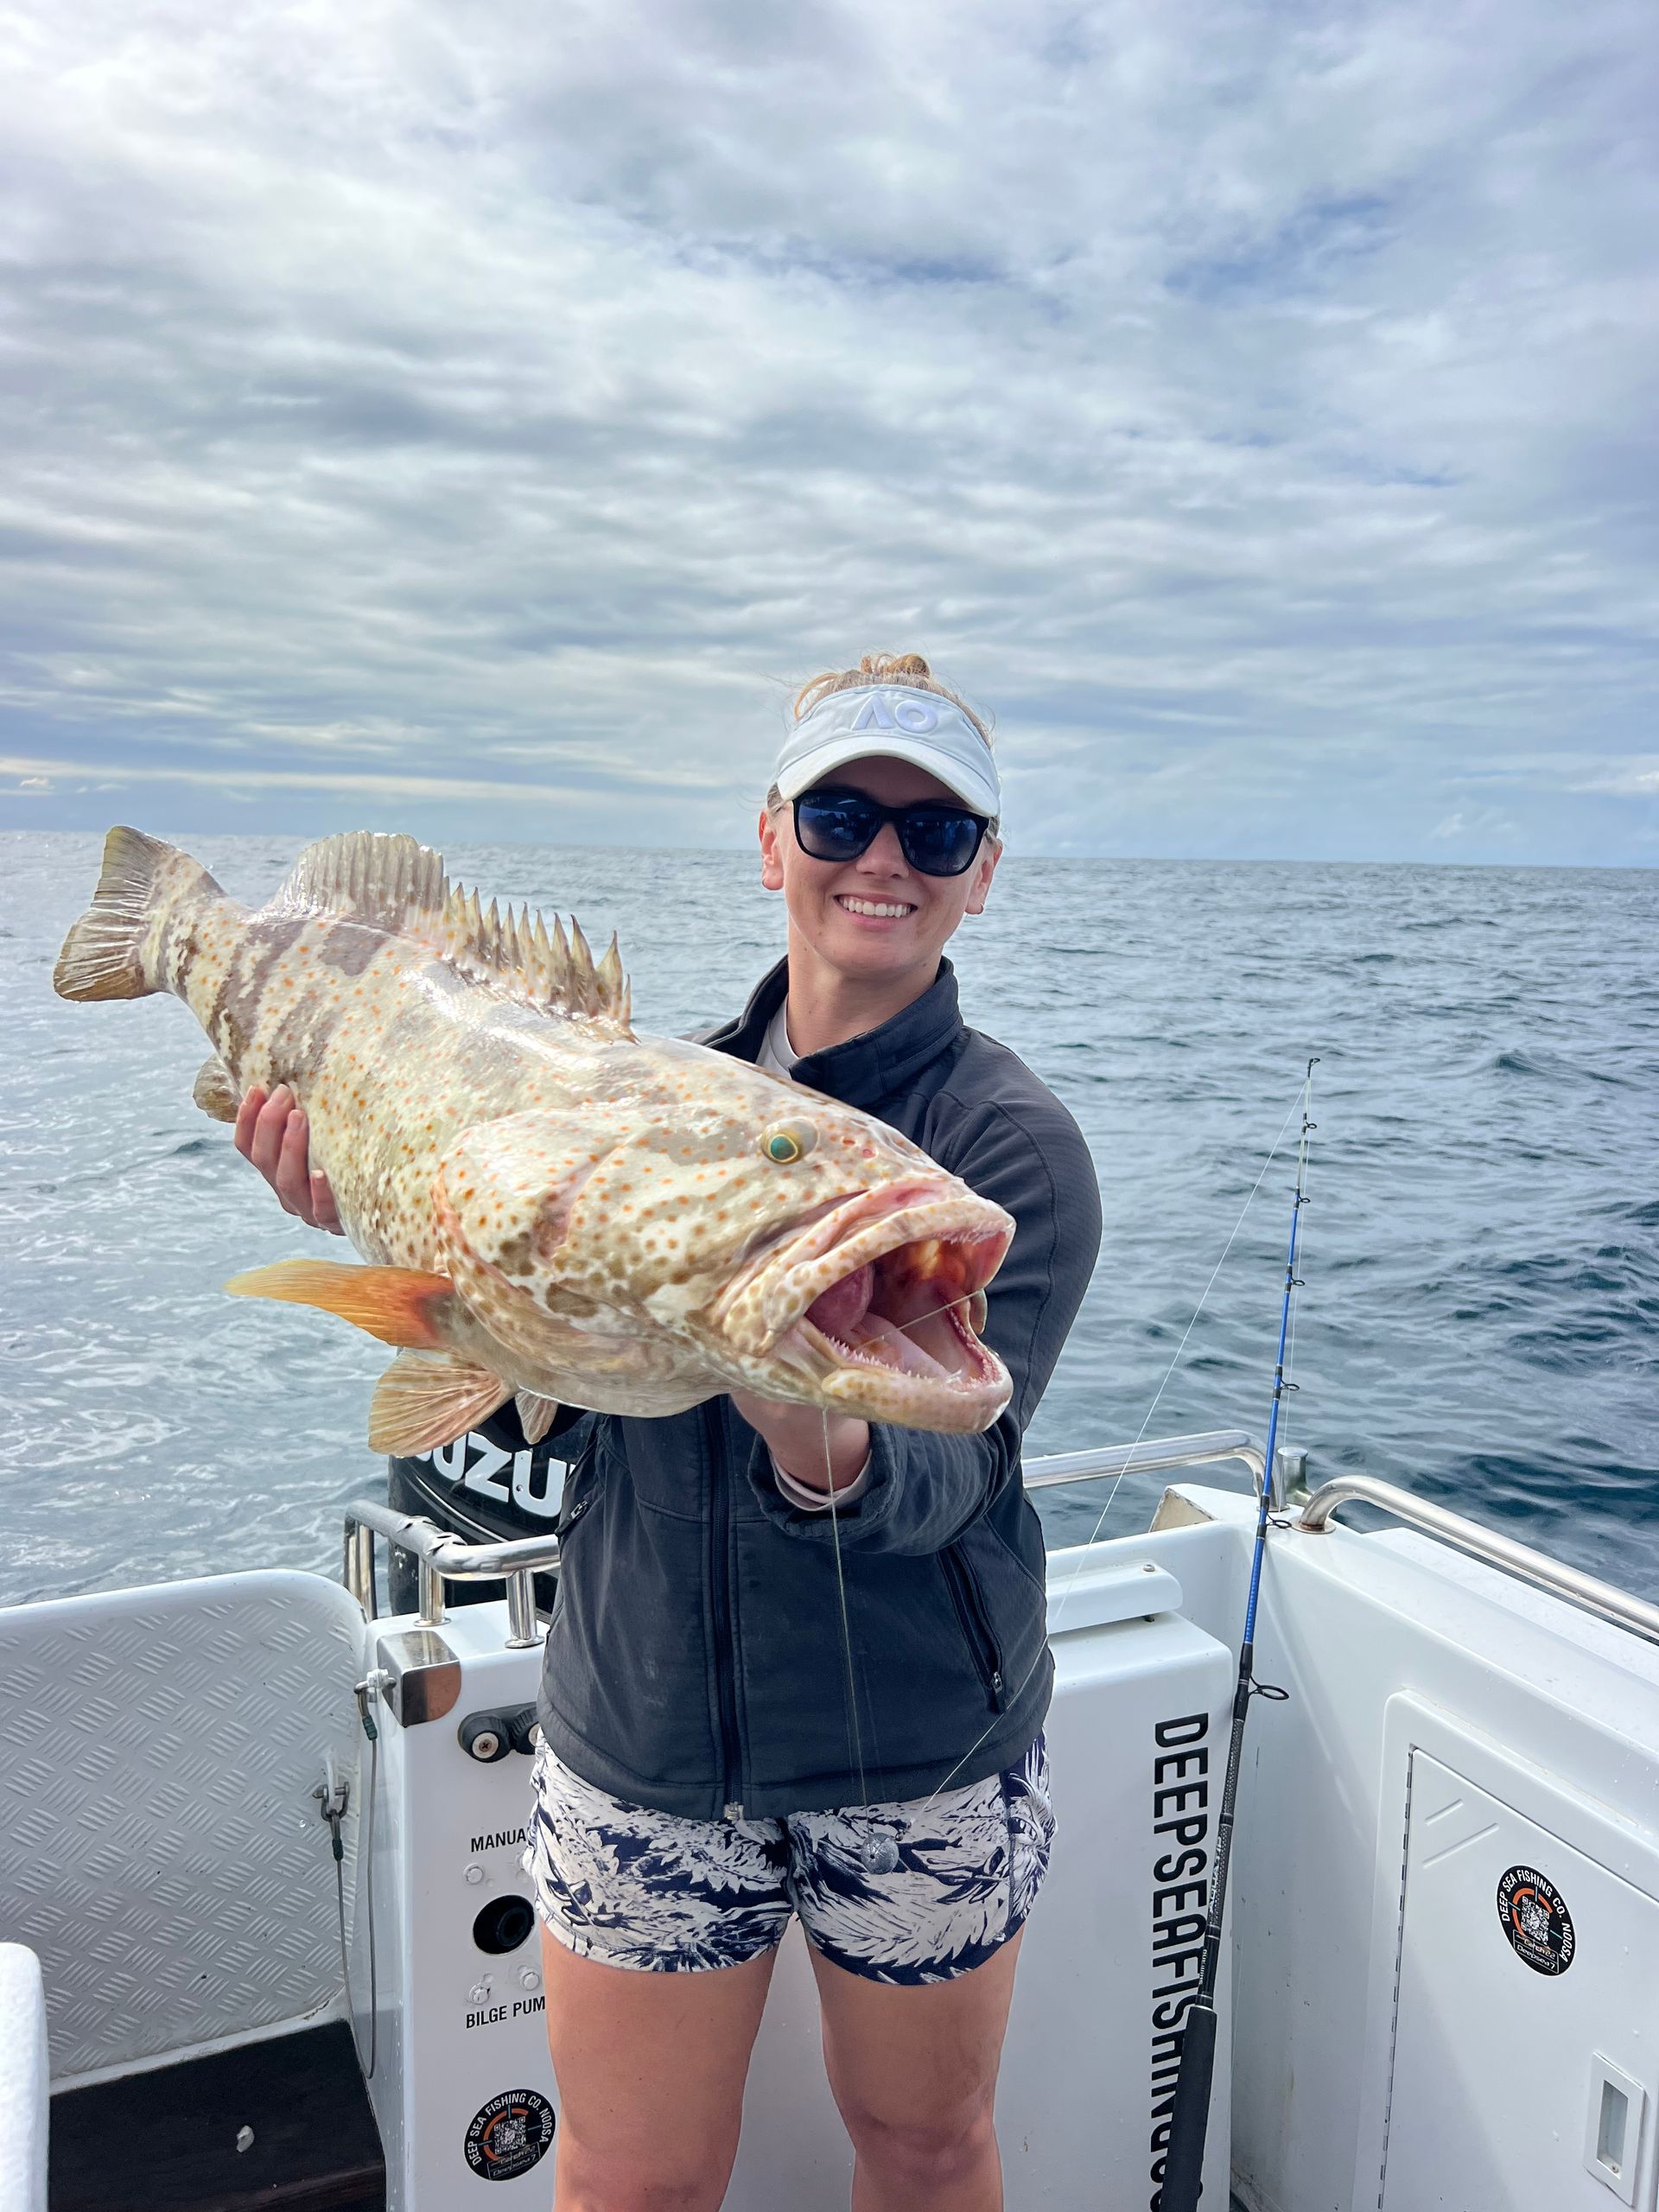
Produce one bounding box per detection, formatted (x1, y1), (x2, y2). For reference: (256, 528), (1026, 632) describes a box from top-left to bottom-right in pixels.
(739, 1188), (1015, 1432)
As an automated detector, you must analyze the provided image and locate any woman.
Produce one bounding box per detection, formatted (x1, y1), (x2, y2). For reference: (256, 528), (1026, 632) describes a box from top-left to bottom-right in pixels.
(238, 652), (1101, 2211)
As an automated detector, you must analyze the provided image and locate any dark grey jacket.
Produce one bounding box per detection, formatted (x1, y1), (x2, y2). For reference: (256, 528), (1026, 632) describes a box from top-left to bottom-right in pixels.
(521, 956), (1101, 1820)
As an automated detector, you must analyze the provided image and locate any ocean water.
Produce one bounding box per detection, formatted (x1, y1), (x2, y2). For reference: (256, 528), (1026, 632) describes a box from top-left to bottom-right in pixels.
(2, 831), (1655, 1607)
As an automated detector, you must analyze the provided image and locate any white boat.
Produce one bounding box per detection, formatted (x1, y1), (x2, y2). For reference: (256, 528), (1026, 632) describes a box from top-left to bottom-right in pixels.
(4, 1428), (1658, 2211)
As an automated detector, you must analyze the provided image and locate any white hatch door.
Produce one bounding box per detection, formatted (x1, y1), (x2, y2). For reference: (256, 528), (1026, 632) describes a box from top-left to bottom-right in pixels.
(1382, 1750), (1659, 2211)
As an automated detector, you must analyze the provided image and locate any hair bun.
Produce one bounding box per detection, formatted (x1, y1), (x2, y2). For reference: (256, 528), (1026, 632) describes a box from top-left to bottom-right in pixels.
(860, 652), (931, 682)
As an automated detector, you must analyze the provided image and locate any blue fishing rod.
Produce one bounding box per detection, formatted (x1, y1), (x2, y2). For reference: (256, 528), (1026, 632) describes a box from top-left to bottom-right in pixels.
(1159, 1059), (1316, 2212)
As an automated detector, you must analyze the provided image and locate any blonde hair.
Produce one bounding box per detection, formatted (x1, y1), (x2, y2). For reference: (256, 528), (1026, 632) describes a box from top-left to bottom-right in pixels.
(768, 652), (1001, 836)
(791, 652), (994, 747)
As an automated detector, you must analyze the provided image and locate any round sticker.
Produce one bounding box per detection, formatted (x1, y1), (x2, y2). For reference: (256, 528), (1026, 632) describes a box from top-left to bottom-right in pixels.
(1496, 1865), (1575, 1976)
(463, 2088), (556, 2182)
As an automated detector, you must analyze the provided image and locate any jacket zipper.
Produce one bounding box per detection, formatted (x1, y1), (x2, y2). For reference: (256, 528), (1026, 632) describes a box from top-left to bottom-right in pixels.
(706, 1404), (744, 1818)
(942, 1545), (1007, 1711)
(556, 1431), (600, 1541)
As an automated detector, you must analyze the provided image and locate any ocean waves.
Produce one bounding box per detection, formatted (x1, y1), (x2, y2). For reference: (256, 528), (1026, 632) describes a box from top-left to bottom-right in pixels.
(2, 832), (1655, 1603)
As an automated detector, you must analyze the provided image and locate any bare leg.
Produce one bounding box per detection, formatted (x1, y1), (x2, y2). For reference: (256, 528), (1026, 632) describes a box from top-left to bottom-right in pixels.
(540, 1927), (777, 2212)
(808, 1930), (1022, 2212)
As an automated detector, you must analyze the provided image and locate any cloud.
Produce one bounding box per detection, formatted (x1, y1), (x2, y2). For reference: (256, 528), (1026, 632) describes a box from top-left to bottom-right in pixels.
(0, 0), (1656, 861)
(1569, 760), (1659, 798)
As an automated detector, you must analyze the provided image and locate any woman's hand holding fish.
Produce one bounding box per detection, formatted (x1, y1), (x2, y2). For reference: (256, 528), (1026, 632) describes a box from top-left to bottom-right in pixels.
(234, 1084), (343, 1235)
(728, 1390), (869, 1497)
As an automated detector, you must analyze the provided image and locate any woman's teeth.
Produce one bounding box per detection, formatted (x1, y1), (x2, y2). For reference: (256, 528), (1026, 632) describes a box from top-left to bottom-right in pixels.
(838, 896), (914, 918)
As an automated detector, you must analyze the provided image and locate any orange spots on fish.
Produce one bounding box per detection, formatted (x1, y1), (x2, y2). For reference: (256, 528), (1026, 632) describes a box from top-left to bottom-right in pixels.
(62, 829), (1011, 1435)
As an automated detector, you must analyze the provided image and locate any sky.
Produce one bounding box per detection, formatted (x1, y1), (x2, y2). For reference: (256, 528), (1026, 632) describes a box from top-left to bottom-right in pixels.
(1, 0), (1655, 864)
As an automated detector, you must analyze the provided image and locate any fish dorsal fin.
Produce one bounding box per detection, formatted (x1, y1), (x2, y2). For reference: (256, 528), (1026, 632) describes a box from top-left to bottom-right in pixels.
(270, 832), (447, 932)
(264, 831), (632, 1027)
(440, 883), (632, 1031)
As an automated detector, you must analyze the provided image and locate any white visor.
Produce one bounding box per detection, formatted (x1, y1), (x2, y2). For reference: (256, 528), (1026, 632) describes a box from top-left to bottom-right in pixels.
(775, 685), (1001, 819)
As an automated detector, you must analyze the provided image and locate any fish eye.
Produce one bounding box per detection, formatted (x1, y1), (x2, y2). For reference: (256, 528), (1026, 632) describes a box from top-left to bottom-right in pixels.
(761, 1122), (817, 1165)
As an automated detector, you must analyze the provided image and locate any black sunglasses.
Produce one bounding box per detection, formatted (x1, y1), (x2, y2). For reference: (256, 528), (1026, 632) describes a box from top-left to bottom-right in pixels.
(792, 786), (993, 878)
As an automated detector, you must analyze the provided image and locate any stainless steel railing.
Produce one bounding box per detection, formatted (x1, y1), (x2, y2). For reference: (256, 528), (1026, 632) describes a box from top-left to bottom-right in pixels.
(1296, 1474), (1659, 1649)
(346, 1443), (1659, 1658)
(345, 1424), (1265, 1637)
(342, 1427), (1267, 1647)
(1023, 1427), (1266, 1491)
(344, 1498), (561, 1650)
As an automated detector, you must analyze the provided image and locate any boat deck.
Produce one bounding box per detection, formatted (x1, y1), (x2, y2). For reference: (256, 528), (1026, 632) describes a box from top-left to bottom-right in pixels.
(9, 1444), (1659, 2211)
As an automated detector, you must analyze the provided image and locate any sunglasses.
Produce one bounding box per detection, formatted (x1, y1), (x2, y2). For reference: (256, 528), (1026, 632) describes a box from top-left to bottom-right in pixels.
(792, 786), (993, 878)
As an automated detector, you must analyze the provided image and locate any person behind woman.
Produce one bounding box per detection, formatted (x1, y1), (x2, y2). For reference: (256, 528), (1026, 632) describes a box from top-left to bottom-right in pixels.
(237, 652), (1101, 2211)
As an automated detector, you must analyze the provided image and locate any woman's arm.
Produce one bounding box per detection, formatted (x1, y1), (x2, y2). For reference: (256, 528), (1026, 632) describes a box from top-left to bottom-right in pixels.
(736, 1091), (1101, 1554)
(729, 1394), (869, 1493)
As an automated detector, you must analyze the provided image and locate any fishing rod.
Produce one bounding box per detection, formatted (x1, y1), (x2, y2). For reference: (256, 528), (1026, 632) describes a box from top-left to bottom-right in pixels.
(1159, 1058), (1317, 2212)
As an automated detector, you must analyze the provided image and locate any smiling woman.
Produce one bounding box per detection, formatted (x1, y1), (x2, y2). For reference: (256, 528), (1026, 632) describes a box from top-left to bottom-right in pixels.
(234, 649), (1101, 2212)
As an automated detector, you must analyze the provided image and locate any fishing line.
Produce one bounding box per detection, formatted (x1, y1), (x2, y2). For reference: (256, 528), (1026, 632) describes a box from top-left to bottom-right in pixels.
(856, 1088), (1301, 1559)
(1064, 1086), (1304, 1558)
(810, 1078), (1303, 1873)
(821, 1408), (869, 1812)
(1278, 1106), (1312, 1468)
(817, 1409), (906, 1872)
(904, 1083), (1306, 1821)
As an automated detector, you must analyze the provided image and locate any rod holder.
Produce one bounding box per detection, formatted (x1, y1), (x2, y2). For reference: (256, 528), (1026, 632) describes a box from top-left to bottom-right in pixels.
(345, 1522), (377, 1621)
(417, 1559), (445, 1628)
(505, 1569), (541, 1650)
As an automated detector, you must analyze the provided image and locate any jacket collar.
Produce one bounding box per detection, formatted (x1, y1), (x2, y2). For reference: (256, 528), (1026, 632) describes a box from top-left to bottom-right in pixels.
(705, 956), (966, 1111)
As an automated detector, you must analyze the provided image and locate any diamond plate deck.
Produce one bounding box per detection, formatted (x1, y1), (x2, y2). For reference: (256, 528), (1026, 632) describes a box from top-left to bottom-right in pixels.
(0, 1570), (364, 2084)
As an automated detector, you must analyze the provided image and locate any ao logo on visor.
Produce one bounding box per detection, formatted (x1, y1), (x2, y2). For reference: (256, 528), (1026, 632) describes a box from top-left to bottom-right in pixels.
(851, 694), (940, 734)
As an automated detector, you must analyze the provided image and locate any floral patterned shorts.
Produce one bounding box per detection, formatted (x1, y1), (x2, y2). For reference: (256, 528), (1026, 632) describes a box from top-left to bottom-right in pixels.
(523, 1735), (1054, 1986)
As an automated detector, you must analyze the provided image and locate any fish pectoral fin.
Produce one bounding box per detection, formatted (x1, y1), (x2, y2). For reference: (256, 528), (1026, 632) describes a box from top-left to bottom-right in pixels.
(193, 1055), (239, 1123)
(225, 1259), (454, 1348)
(514, 1389), (563, 1446)
(370, 1351), (512, 1455)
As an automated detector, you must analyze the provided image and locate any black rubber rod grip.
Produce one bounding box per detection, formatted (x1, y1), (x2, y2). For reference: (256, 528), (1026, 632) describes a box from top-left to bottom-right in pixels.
(1159, 1999), (1217, 2211)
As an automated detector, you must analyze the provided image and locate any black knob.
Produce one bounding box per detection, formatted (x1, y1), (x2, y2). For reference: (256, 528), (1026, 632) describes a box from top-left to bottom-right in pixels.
(457, 1710), (512, 1763)
(506, 1705), (542, 1756)
(473, 1894), (537, 1955)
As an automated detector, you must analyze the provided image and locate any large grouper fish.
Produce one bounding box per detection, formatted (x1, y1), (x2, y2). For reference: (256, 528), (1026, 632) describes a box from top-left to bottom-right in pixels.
(54, 827), (1014, 1452)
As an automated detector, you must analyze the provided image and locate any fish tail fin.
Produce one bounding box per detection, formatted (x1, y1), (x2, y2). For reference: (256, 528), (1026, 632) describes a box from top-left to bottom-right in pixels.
(53, 826), (220, 1002)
